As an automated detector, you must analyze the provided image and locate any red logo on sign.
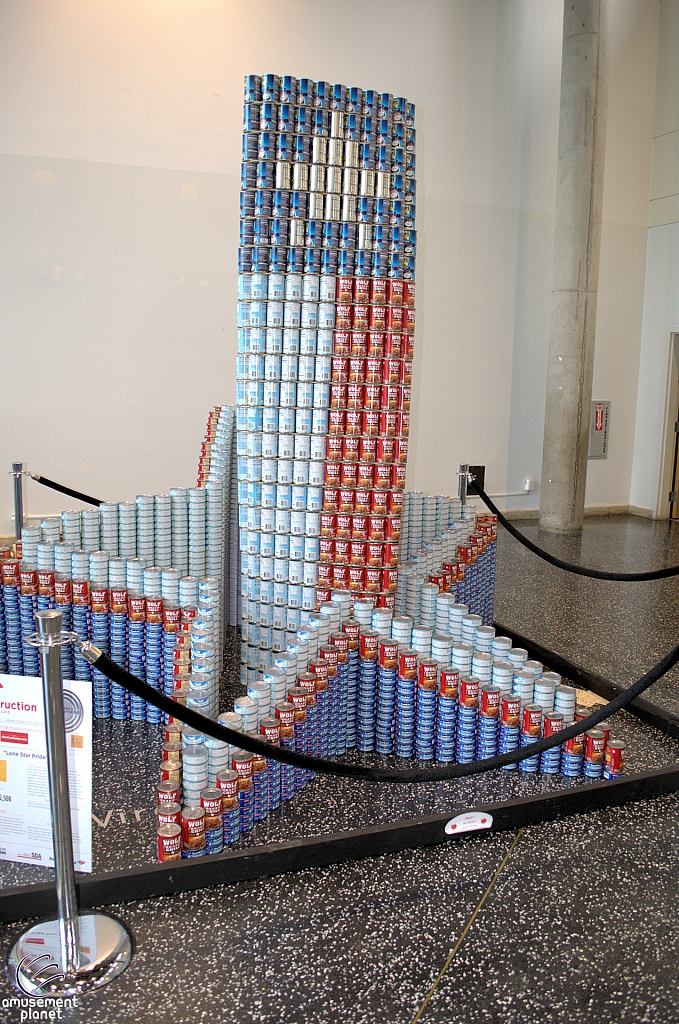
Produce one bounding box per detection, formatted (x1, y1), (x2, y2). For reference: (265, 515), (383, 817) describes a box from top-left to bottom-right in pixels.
(595, 403), (604, 431)
(1, 730), (28, 744)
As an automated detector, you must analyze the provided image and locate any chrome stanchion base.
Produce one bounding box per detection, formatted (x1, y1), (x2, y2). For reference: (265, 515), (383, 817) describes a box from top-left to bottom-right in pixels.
(7, 912), (132, 996)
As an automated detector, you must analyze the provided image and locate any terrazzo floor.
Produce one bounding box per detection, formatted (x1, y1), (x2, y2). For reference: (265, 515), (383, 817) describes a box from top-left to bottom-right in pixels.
(2, 513), (679, 1022)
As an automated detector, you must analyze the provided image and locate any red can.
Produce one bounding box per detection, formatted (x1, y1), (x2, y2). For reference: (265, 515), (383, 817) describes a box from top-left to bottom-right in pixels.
(563, 732), (585, 756)
(387, 280), (404, 306)
(319, 644), (339, 673)
(380, 639), (398, 669)
(368, 332), (384, 357)
(522, 704), (542, 737)
(333, 565), (350, 589)
(181, 807), (206, 849)
(500, 695), (521, 727)
(320, 513), (336, 537)
(364, 567), (381, 593)
(349, 357), (365, 383)
(404, 282), (416, 307)
(381, 359), (400, 385)
(72, 579), (90, 608)
(399, 386), (411, 411)
(232, 751), (254, 779)
(323, 488), (339, 512)
(157, 780), (181, 804)
(371, 279), (388, 304)
(350, 541), (367, 565)
(373, 464), (391, 490)
(38, 570), (55, 599)
(480, 685), (501, 718)
(336, 514), (352, 538)
(604, 739), (625, 774)
(346, 384), (364, 410)
(380, 411), (398, 436)
(90, 587), (108, 614)
(332, 356), (349, 382)
(324, 462), (341, 486)
(317, 564), (333, 587)
(371, 491), (389, 515)
(400, 359), (413, 385)
(392, 464), (407, 490)
(359, 437), (377, 462)
(354, 490), (372, 515)
(363, 410), (380, 435)
(365, 357), (382, 384)
(164, 603), (181, 632)
(385, 516), (401, 541)
(584, 729), (606, 763)
(316, 587), (332, 604)
(274, 702), (296, 727)
(297, 673), (317, 699)
(309, 658), (329, 682)
(386, 306), (403, 332)
(399, 649), (418, 680)
(55, 578), (73, 606)
(216, 768), (240, 799)
(339, 488), (355, 513)
(377, 437), (395, 463)
(200, 790), (223, 818)
(395, 438), (409, 464)
(351, 514), (368, 539)
(364, 384), (382, 410)
(459, 676), (479, 708)
(157, 823), (182, 862)
(327, 436), (343, 459)
(369, 305), (386, 331)
(351, 331), (368, 356)
(348, 566), (365, 591)
(330, 383), (347, 409)
(353, 305), (370, 330)
(336, 277), (354, 302)
(382, 567), (398, 592)
(330, 633), (349, 660)
(418, 659), (438, 689)
(384, 333), (402, 358)
(346, 410), (363, 435)
(398, 411), (410, 436)
(156, 802), (181, 827)
(366, 542), (383, 566)
(367, 516), (385, 541)
(319, 538), (335, 562)
(381, 384), (399, 411)
(357, 463), (375, 488)
(342, 436), (360, 461)
(159, 759), (181, 782)
(341, 463), (358, 488)
(543, 712), (564, 738)
(336, 305), (353, 330)
(440, 667), (459, 698)
(354, 277), (371, 304)
(329, 410), (345, 435)
(360, 630), (379, 660)
(335, 539), (350, 564)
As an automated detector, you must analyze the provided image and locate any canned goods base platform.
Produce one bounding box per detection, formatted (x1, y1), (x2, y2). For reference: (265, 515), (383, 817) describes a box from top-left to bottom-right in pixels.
(1, 763), (679, 924)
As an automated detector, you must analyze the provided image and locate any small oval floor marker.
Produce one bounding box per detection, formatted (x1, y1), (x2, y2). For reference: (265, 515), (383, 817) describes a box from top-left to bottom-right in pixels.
(444, 811), (493, 835)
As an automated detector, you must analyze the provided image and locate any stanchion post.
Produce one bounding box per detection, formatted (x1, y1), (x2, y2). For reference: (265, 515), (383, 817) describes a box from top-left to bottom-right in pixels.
(458, 463), (469, 506)
(7, 610), (133, 996)
(11, 462), (25, 542)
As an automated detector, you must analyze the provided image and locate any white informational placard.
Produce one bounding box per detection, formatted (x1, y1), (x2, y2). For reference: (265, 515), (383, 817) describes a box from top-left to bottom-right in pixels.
(0, 674), (92, 873)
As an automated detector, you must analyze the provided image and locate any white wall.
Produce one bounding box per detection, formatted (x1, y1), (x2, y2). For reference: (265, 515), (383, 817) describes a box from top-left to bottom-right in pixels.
(0, 0), (660, 534)
(632, 0), (679, 515)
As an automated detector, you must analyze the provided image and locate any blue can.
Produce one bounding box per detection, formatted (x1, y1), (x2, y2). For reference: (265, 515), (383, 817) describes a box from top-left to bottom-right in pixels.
(363, 90), (378, 117)
(312, 109), (329, 136)
(391, 148), (404, 174)
(346, 87), (365, 113)
(271, 190), (289, 217)
(305, 220), (322, 247)
(244, 75), (262, 103)
(239, 220), (254, 246)
(241, 161), (257, 189)
(262, 74), (280, 102)
(296, 77), (312, 106)
(276, 132), (294, 160)
(256, 160), (275, 188)
(304, 248), (322, 274)
(344, 113), (360, 140)
(293, 134), (311, 163)
(313, 80), (330, 109)
(373, 198), (388, 224)
(403, 200), (416, 227)
(242, 133), (258, 160)
(290, 191), (309, 218)
(256, 131), (274, 160)
(392, 122), (405, 146)
(356, 197), (375, 223)
(359, 142), (376, 169)
(322, 222), (339, 248)
(243, 102), (260, 133)
(295, 105), (312, 135)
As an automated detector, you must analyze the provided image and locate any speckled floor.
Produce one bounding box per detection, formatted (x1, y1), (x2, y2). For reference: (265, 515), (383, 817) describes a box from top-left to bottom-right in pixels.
(2, 514), (679, 1022)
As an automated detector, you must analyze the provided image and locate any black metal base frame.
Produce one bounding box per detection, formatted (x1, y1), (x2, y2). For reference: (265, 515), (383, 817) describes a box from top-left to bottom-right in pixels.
(2, 631), (679, 925)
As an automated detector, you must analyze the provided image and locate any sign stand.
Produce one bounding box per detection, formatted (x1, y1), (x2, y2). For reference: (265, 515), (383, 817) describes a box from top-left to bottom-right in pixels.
(6, 610), (132, 996)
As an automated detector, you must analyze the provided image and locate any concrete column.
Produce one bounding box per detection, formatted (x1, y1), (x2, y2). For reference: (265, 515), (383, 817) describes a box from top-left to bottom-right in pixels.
(539, 0), (608, 533)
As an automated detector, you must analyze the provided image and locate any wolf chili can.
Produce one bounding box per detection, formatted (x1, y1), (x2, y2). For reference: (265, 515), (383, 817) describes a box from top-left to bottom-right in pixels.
(157, 823), (182, 862)
(440, 667), (459, 698)
(584, 729), (606, 763)
(459, 676), (479, 708)
(398, 648), (418, 680)
(380, 639), (398, 669)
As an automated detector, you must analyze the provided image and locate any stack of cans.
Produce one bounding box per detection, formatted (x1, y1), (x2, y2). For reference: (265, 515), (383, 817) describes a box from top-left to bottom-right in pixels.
(415, 659), (437, 760)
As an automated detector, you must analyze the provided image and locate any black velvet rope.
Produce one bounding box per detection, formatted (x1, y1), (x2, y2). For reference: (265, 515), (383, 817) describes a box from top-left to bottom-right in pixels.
(470, 480), (679, 581)
(30, 473), (103, 508)
(92, 643), (679, 783)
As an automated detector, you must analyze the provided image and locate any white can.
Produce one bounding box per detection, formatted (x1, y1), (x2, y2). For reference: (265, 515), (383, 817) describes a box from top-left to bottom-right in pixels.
(317, 329), (334, 353)
(318, 303), (335, 329)
(284, 302), (301, 328)
(277, 460), (294, 485)
(293, 460), (310, 485)
(299, 354), (315, 381)
(308, 462), (324, 486)
(278, 433), (295, 459)
(267, 301), (283, 327)
(275, 509), (291, 533)
(300, 329), (317, 354)
(285, 275), (302, 300)
(305, 512), (321, 536)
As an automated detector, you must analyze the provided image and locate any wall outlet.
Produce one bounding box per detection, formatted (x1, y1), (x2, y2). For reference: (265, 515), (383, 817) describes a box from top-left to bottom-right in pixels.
(524, 478), (535, 492)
